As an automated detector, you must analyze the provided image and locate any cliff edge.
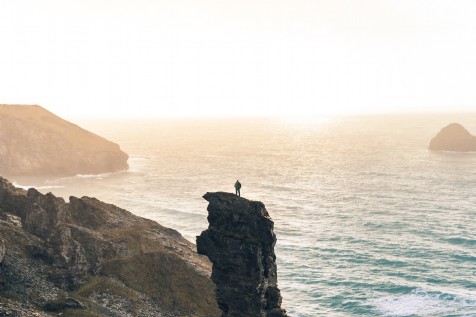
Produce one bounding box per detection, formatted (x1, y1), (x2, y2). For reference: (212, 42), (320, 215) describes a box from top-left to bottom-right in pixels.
(197, 192), (288, 317)
(429, 123), (476, 152)
(0, 104), (128, 176)
(0, 177), (220, 316)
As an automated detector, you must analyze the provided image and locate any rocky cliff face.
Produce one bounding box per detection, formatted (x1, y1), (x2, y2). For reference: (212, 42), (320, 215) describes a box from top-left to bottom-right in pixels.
(0, 104), (128, 176)
(0, 177), (220, 316)
(197, 192), (288, 317)
(429, 123), (476, 151)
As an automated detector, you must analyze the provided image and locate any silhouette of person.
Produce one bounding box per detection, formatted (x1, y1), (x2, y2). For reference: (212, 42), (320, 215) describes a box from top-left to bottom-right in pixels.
(234, 180), (241, 197)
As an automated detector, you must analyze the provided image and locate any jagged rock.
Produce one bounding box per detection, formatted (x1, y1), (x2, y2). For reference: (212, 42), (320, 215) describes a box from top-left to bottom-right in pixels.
(0, 104), (129, 176)
(0, 239), (5, 264)
(0, 176), (220, 316)
(197, 192), (288, 317)
(0, 213), (22, 228)
(44, 297), (87, 311)
(429, 123), (476, 152)
(0, 299), (51, 317)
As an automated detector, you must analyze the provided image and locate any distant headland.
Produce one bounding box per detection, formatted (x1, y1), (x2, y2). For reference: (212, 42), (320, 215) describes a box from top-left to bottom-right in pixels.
(429, 123), (476, 152)
(0, 104), (128, 176)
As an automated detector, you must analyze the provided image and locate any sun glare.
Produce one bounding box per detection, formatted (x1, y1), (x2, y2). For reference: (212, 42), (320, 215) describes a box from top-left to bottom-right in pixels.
(1, 0), (476, 118)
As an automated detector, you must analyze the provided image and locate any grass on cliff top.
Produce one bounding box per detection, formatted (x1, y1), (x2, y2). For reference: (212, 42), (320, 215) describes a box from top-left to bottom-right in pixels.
(75, 276), (140, 302)
(61, 311), (103, 317)
(73, 276), (145, 316)
(106, 224), (169, 254)
(102, 251), (220, 317)
(70, 221), (218, 316)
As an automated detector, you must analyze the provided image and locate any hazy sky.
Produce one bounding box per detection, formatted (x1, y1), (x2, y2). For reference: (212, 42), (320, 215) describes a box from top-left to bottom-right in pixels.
(1, 0), (476, 118)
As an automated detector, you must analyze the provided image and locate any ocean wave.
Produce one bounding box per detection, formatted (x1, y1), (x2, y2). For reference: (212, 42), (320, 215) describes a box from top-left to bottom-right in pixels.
(12, 183), (65, 190)
(366, 288), (476, 316)
(128, 156), (153, 160)
(452, 254), (476, 262)
(374, 258), (410, 268)
(447, 237), (476, 246)
(75, 172), (114, 179)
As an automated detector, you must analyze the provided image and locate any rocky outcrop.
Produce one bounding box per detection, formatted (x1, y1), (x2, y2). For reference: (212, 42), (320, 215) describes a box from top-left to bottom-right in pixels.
(0, 239), (5, 264)
(197, 192), (288, 317)
(0, 176), (220, 316)
(429, 123), (476, 152)
(0, 104), (128, 176)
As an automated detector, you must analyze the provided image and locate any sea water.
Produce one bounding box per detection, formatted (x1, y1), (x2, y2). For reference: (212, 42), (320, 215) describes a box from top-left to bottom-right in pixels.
(13, 114), (476, 316)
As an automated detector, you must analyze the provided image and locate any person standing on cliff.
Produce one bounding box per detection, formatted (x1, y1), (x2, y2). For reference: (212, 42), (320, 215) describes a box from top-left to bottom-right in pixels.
(234, 180), (241, 197)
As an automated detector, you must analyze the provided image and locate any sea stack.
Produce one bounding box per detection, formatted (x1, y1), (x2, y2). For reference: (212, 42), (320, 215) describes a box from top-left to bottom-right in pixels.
(0, 104), (128, 176)
(429, 123), (476, 152)
(197, 192), (288, 317)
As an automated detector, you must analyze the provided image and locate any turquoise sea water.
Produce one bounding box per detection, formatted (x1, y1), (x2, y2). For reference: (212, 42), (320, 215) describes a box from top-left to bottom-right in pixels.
(13, 114), (476, 316)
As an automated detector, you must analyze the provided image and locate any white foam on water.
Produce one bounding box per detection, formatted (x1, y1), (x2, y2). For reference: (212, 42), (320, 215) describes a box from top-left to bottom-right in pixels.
(13, 183), (64, 190)
(126, 157), (146, 172)
(367, 288), (476, 317)
(128, 156), (153, 161)
(75, 173), (113, 178)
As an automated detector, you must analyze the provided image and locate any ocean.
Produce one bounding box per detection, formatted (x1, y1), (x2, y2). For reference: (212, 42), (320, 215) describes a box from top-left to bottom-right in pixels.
(12, 114), (476, 316)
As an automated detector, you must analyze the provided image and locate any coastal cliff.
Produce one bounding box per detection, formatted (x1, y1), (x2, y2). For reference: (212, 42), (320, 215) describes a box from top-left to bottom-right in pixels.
(429, 123), (476, 152)
(0, 104), (128, 176)
(197, 192), (288, 317)
(0, 177), (220, 316)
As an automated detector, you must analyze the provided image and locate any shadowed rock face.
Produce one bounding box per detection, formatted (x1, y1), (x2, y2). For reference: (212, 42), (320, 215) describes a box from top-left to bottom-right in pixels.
(197, 192), (288, 317)
(0, 104), (128, 176)
(0, 177), (220, 317)
(429, 123), (476, 152)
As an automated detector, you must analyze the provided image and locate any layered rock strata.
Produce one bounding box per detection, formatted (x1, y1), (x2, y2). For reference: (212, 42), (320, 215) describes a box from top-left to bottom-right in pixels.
(197, 192), (288, 317)
(0, 177), (220, 316)
(0, 104), (128, 176)
(429, 123), (476, 151)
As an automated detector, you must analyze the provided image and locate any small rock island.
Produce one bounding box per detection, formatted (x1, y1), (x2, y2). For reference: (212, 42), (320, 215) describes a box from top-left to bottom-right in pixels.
(197, 192), (288, 317)
(0, 104), (128, 176)
(429, 123), (476, 152)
